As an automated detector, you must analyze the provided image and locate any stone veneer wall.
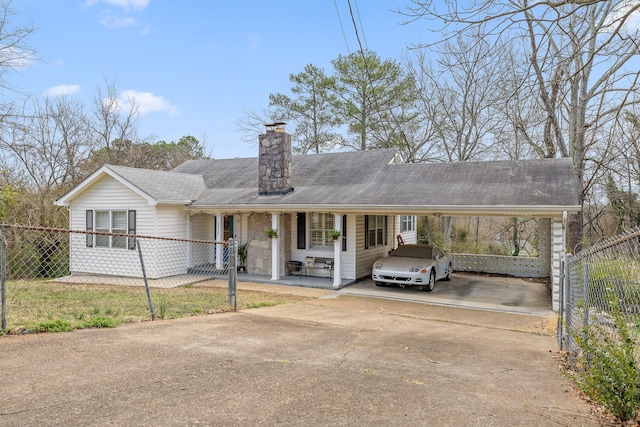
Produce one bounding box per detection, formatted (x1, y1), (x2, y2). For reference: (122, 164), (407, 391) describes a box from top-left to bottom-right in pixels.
(258, 130), (292, 195)
(246, 213), (271, 275)
(245, 213), (291, 276)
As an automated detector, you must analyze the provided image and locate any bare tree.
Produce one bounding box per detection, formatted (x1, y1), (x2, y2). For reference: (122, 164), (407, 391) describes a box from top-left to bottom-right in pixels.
(430, 29), (508, 162)
(404, 31), (514, 247)
(1, 96), (89, 227)
(88, 80), (140, 165)
(236, 107), (283, 147)
(0, 1), (36, 95)
(401, 0), (640, 249)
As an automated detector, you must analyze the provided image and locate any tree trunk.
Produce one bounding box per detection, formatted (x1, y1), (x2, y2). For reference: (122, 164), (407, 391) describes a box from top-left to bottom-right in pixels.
(567, 211), (583, 254)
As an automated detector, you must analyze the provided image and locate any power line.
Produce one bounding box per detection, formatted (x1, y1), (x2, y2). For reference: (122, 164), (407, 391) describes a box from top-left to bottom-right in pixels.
(353, 0), (368, 51)
(347, 0), (385, 149)
(334, 0), (350, 54)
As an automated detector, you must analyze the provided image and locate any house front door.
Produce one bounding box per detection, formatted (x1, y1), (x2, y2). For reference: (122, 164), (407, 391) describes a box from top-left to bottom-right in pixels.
(224, 215), (234, 240)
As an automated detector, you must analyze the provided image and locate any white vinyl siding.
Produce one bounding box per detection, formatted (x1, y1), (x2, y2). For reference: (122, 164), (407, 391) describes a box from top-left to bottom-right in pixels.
(356, 214), (393, 279)
(395, 215), (418, 246)
(400, 215), (415, 233)
(155, 206), (188, 238)
(68, 175), (188, 279)
(190, 214), (214, 267)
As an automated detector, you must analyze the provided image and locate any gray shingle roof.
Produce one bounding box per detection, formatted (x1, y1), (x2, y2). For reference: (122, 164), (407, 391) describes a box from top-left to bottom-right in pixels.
(105, 165), (205, 202)
(169, 149), (579, 215)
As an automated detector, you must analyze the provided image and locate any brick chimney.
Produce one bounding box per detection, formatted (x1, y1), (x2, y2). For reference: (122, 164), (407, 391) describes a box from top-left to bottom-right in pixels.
(258, 122), (293, 195)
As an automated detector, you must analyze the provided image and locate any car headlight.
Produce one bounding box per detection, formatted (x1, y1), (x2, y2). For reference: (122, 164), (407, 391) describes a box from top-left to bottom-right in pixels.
(410, 267), (428, 273)
(374, 263), (383, 270)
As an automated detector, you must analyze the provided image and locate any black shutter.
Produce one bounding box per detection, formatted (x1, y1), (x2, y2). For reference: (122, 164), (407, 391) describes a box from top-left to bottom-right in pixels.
(86, 210), (93, 247)
(127, 210), (136, 250)
(341, 215), (347, 252)
(297, 213), (306, 249)
(384, 216), (388, 246)
(364, 215), (369, 249)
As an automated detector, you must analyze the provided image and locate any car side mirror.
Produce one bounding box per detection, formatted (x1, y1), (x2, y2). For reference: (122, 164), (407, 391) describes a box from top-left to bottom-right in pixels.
(434, 254), (439, 260)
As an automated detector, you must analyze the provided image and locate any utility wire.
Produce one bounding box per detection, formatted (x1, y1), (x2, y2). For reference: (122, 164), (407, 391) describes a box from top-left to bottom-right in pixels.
(334, 0), (350, 53)
(353, 0), (368, 51)
(347, 0), (385, 149)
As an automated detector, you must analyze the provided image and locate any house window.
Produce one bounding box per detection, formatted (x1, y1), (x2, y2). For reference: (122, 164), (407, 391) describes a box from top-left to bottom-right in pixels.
(400, 215), (415, 233)
(111, 211), (128, 248)
(310, 213), (334, 248)
(87, 209), (136, 249)
(365, 215), (387, 249)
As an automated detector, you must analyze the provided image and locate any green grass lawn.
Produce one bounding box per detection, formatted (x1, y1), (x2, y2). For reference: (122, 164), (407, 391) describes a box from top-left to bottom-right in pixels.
(1, 280), (309, 334)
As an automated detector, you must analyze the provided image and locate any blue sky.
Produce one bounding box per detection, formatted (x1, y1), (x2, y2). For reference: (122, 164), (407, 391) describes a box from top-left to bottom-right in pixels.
(8, 0), (430, 159)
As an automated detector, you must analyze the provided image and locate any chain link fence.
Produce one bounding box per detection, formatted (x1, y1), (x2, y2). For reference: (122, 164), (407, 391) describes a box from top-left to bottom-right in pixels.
(1, 224), (237, 332)
(561, 227), (640, 355)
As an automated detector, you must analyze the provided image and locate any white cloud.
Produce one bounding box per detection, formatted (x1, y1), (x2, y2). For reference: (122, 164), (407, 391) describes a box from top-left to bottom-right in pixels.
(606, 1), (640, 34)
(87, 0), (149, 12)
(119, 90), (179, 116)
(88, 0), (150, 31)
(0, 47), (33, 69)
(44, 84), (81, 97)
(100, 15), (138, 29)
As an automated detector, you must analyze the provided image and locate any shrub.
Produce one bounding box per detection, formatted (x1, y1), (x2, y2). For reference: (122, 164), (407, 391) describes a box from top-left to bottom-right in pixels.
(587, 258), (640, 313)
(573, 297), (640, 421)
(32, 319), (74, 332)
(83, 316), (118, 329)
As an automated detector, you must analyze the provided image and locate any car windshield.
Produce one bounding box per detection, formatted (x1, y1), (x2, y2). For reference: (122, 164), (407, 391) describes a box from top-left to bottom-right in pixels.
(390, 245), (433, 259)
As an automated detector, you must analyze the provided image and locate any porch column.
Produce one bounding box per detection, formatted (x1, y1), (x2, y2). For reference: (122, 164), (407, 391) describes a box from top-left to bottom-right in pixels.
(271, 212), (280, 280)
(187, 213), (193, 268)
(215, 213), (223, 269)
(333, 214), (342, 288)
(551, 217), (565, 312)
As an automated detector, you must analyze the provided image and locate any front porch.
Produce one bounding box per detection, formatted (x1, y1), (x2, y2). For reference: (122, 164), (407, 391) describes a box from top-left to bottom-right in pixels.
(237, 273), (354, 290)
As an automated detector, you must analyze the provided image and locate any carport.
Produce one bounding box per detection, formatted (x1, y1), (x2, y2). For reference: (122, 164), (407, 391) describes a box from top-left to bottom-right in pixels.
(255, 156), (579, 312)
(354, 158), (580, 312)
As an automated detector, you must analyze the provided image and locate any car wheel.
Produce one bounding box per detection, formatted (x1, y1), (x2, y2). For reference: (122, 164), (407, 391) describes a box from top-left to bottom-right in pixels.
(422, 271), (435, 292)
(444, 263), (452, 281)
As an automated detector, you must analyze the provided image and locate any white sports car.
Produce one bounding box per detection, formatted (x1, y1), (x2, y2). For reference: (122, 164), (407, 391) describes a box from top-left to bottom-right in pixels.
(372, 244), (453, 292)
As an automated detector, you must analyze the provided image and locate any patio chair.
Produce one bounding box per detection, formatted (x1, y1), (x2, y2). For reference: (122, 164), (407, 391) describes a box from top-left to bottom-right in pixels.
(287, 260), (304, 276)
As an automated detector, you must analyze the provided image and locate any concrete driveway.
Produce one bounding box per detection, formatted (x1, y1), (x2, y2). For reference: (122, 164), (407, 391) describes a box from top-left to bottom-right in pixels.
(0, 284), (603, 426)
(339, 273), (554, 316)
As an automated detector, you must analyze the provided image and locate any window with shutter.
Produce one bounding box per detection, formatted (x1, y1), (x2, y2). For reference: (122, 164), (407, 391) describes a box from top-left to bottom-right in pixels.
(365, 215), (387, 249)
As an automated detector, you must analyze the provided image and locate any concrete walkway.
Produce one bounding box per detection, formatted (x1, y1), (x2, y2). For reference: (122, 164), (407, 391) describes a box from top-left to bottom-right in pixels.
(0, 283), (604, 426)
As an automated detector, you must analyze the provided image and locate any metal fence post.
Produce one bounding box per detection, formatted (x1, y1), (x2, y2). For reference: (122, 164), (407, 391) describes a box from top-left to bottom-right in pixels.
(1, 226), (6, 330)
(557, 257), (565, 350)
(136, 239), (155, 320)
(228, 238), (237, 310)
(581, 259), (589, 340)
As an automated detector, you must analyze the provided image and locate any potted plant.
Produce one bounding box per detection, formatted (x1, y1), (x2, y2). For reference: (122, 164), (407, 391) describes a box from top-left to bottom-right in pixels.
(265, 228), (278, 239)
(237, 243), (248, 273)
(328, 229), (343, 240)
